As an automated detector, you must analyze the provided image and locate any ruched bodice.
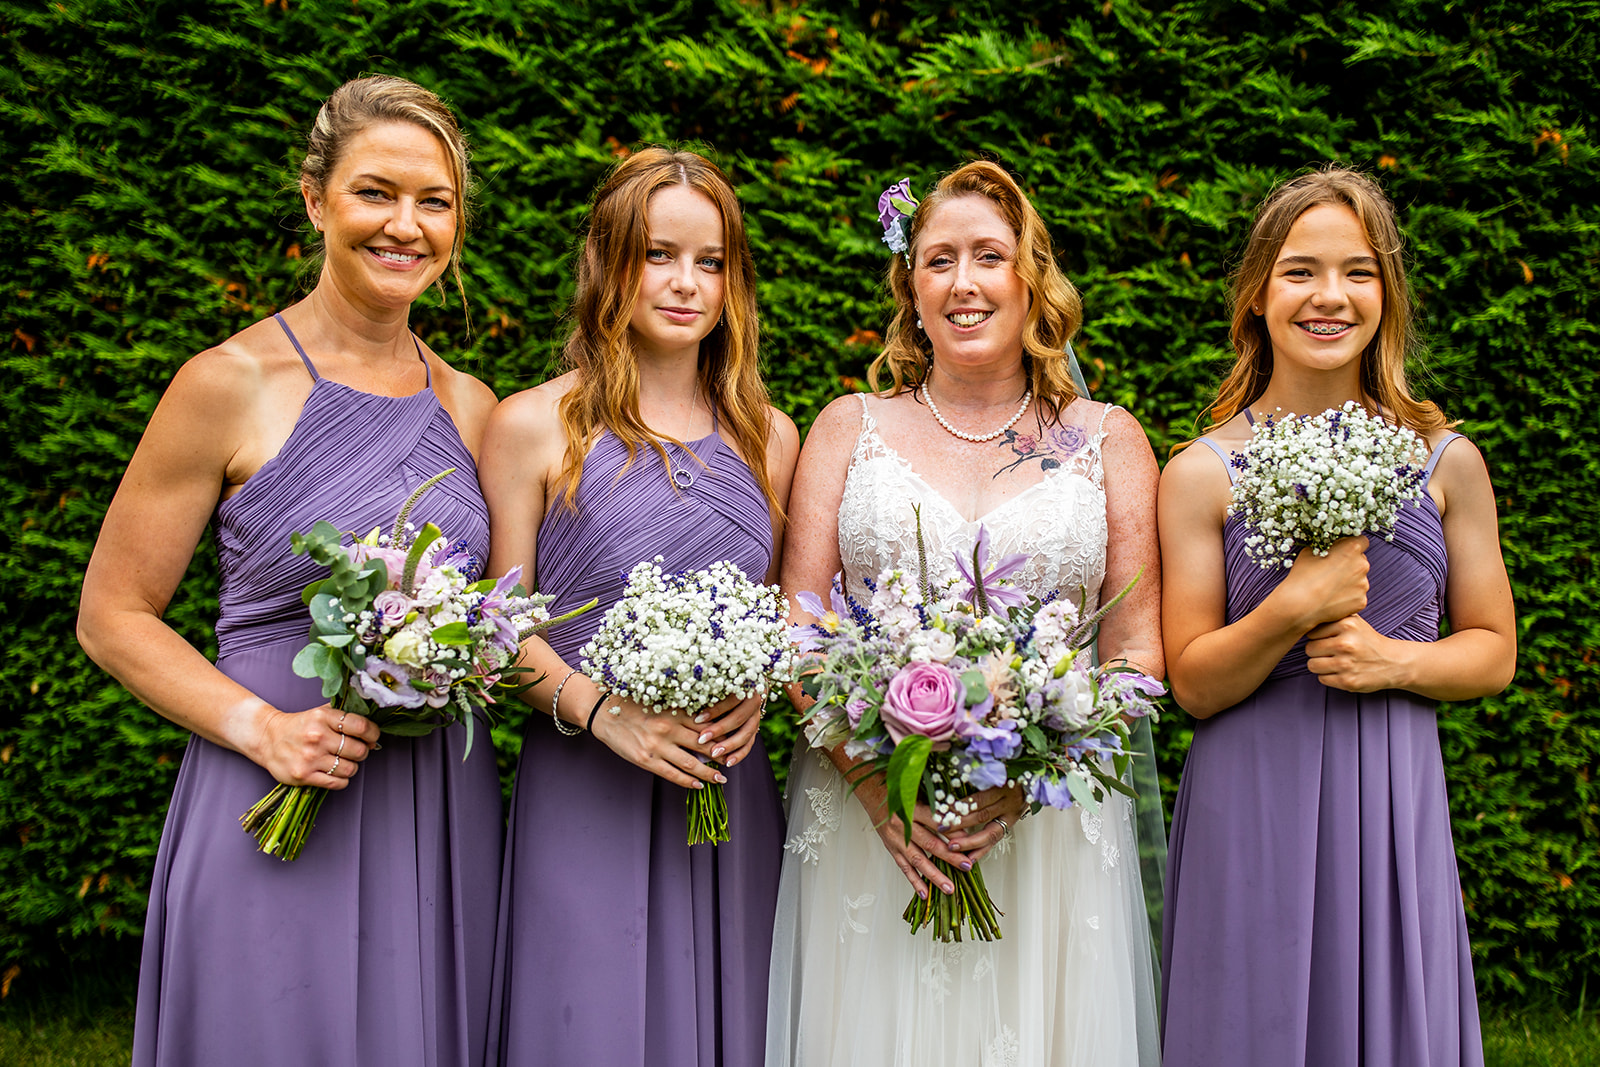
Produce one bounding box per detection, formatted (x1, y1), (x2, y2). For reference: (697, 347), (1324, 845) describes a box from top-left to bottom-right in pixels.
(535, 428), (773, 664)
(214, 371), (486, 658)
(1204, 430), (1453, 682)
(489, 421), (783, 1067)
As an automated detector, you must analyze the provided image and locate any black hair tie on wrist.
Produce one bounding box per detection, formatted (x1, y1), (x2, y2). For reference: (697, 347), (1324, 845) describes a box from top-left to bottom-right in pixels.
(586, 691), (611, 733)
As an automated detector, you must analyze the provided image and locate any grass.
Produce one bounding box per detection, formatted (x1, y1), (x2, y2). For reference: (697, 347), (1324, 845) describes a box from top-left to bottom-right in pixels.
(1, 980), (1596, 1065)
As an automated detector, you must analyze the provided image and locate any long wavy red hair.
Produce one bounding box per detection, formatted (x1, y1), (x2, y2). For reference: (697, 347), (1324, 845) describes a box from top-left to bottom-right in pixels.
(553, 148), (778, 517)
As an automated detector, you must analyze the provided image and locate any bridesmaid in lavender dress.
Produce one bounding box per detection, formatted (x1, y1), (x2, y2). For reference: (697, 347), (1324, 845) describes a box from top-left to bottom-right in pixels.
(479, 148), (799, 1066)
(76, 77), (503, 1066)
(1158, 169), (1517, 1067)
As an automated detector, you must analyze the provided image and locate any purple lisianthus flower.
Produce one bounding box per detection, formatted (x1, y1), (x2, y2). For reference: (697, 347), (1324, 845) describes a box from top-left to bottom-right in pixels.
(952, 691), (996, 739)
(372, 589), (412, 628)
(351, 657), (427, 709)
(967, 757), (1008, 790)
(1031, 774), (1074, 809)
(880, 661), (962, 746)
(845, 697), (871, 727)
(955, 525), (1029, 612)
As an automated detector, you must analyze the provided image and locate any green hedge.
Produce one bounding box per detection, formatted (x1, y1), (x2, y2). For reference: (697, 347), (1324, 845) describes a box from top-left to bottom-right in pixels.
(3, 0), (1595, 1007)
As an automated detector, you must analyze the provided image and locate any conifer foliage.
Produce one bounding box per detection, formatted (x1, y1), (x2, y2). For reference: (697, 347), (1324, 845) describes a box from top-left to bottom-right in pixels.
(2, 0), (1596, 1004)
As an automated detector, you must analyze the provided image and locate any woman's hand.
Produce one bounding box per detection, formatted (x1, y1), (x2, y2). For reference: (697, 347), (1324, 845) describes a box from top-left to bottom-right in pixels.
(1305, 614), (1407, 692)
(591, 695), (727, 790)
(251, 704), (381, 790)
(691, 691), (765, 769)
(1279, 535), (1371, 630)
(850, 772), (976, 899)
(941, 784), (1030, 864)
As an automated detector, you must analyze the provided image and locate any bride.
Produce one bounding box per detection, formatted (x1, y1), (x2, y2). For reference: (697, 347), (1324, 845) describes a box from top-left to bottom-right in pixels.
(766, 161), (1164, 1067)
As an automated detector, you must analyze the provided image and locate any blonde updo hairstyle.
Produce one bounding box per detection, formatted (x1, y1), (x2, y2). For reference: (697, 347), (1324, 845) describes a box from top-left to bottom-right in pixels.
(868, 160), (1084, 424)
(298, 74), (473, 308)
(1206, 166), (1448, 434)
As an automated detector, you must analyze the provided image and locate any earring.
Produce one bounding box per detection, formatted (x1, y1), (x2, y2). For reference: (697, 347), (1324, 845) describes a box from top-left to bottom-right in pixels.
(916, 316), (923, 330)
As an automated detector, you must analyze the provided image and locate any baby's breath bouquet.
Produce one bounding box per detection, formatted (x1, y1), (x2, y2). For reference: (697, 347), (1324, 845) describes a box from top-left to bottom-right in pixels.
(580, 558), (798, 845)
(794, 524), (1163, 943)
(240, 470), (594, 860)
(1229, 400), (1428, 570)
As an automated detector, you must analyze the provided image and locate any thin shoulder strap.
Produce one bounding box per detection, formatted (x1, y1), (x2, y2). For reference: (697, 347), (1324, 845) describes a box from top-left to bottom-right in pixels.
(1197, 438), (1240, 484)
(1422, 432), (1464, 479)
(1243, 408), (1256, 426)
(412, 334), (432, 388)
(1095, 402), (1118, 435)
(274, 313), (320, 381)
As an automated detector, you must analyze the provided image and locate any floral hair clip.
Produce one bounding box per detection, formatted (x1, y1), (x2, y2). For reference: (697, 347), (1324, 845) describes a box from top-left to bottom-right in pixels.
(877, 177), (918, 266)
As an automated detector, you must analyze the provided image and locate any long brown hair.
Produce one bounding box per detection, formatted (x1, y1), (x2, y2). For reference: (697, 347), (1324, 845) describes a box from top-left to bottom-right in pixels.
(300, 75), (472, 309)
(868, 160), (1083, 424)
(1204, 167), (1448, 434)
(554, 148), (778, 516)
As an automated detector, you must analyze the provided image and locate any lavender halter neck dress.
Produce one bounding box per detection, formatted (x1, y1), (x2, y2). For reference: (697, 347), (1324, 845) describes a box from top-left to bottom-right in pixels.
(486, 427), (785, 1067)
(1160, 430), (1483, 1067)
(132, 316), (503, 1067)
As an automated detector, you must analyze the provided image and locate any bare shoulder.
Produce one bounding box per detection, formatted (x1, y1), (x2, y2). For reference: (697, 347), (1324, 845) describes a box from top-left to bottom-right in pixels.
(1097, 402), (1150, 443)
(1160, 437), (1233, 498)
(487, 372), (576, 450)
(802, 392), (870, 448)
(766, 403), (801, 452)
(165, 318), (297, 415)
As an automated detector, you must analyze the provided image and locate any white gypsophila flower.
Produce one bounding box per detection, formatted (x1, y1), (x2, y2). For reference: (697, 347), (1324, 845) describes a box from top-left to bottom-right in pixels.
(579, 558), (797, 715)
(1229, 401), (1426, 570)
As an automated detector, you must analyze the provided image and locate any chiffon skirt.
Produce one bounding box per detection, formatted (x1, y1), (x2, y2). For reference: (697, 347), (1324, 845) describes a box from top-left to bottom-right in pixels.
(766, 749), (1162, 1067)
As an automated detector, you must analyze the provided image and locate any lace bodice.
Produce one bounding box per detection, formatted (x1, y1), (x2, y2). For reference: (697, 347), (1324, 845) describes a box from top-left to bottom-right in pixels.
(837, 394), (1112, 613)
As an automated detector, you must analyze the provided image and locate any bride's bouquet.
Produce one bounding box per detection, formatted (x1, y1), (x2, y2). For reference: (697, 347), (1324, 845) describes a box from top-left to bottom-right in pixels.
(794, 522), (1163, 942)
(1229, 400), (1427, 569)
(580, 558), (799, 845)
(240, 470), (594, 861)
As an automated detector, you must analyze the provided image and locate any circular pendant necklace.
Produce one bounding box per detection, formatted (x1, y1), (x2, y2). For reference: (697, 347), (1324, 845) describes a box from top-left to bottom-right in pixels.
(920, 381), (1033, 443)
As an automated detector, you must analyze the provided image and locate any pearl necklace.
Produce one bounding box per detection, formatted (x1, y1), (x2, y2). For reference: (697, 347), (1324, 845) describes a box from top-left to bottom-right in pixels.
(919, 382), (1033, 443)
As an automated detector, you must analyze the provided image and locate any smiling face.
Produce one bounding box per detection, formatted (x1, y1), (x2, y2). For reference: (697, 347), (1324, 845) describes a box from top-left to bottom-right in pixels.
(303, 120), (457, 313)
(1259, 202), (1384, 381)
(911, 194), (1031, 375)
(627, 183), (728, 362)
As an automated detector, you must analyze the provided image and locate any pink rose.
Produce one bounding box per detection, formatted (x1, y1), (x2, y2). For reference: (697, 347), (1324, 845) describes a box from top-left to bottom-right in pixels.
(372, 589), (411, 627)
(880, 661), (962, 746)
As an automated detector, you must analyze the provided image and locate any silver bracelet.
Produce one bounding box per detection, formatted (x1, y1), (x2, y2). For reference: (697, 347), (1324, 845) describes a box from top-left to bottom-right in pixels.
(550, 668), (582, 736)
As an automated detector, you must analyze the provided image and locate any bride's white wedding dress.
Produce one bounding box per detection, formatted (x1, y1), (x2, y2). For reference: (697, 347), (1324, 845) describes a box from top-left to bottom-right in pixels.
(766, 395), (1161, 1067)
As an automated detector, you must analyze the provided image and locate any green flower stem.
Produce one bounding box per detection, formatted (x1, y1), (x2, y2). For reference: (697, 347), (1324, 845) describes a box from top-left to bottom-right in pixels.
(686, 772), (729, 846)
(239, 781), (330, 862)
(900, 859), (1002, 942)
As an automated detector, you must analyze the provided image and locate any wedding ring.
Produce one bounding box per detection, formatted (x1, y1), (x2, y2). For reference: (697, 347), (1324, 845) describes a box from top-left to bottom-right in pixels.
(993, 817), (1012, 841)
(335, 733), (347, 757)
(329, 755), (342, 777)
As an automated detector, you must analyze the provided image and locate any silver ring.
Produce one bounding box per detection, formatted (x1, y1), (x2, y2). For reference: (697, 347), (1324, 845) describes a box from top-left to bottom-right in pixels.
(336, 711), (348, 733)
(335, 732), (347, 757)
(993, 817), (1011, 841)
(329, 755), (342, 777)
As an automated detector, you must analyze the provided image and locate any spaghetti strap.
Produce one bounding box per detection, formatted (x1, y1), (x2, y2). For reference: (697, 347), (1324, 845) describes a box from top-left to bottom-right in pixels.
(273, 313), (319, 381)
(1197, 437), (1239, 484)
(1421, 432), (1463, 479)
(413, 335), (431, 388)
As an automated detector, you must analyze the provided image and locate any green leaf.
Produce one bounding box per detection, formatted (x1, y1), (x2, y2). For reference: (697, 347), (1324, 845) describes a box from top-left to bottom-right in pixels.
(430, 620), (472, 646)
(1064, 772), (1101, 814)
(1022, 723), (1049, 753)
(960, 670), (989, 704)
(884, 735), (932, 844)
(379, 720), (440, 737)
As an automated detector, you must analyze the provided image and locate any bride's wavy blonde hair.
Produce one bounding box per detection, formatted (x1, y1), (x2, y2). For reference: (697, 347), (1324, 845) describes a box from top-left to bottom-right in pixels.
(868, 160), (1084, 424)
